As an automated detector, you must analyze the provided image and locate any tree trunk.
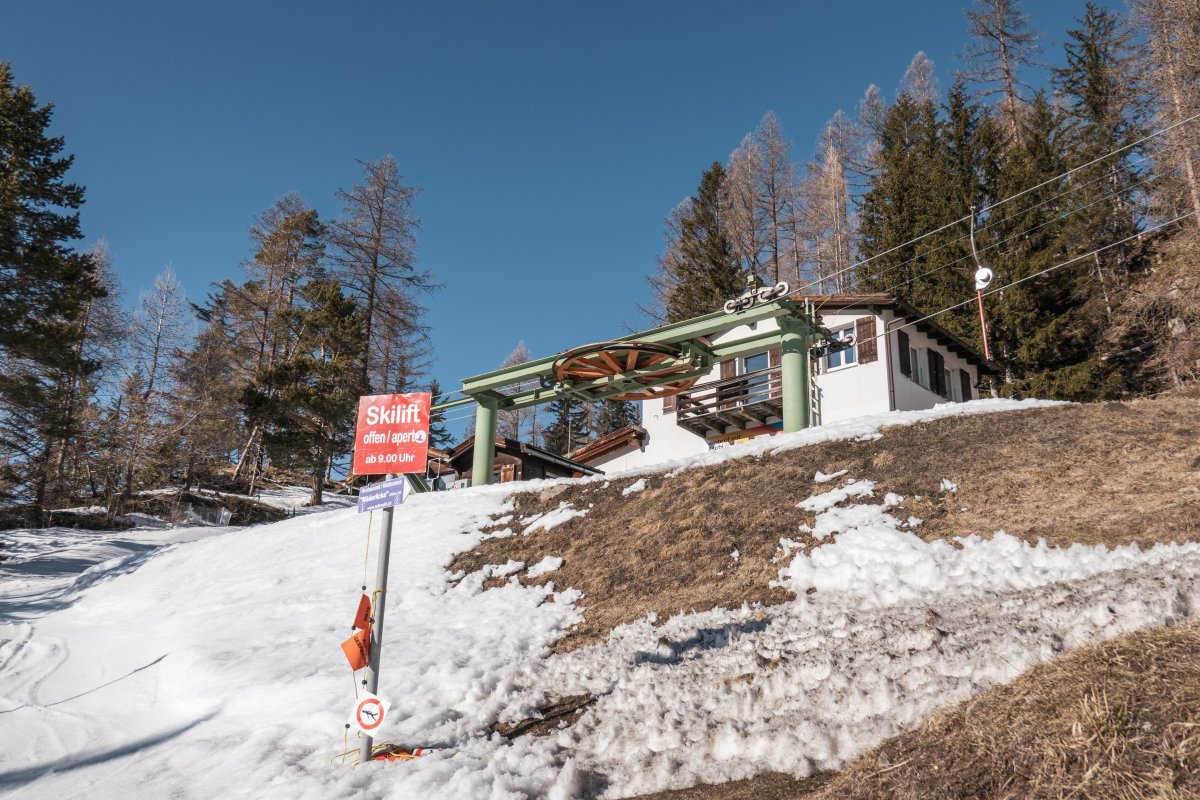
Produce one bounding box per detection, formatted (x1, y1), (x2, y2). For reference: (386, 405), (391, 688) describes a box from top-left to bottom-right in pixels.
(232, 424), (260, 484)
(184, 451), (196, 492)
(1156, 10), (1200, 228)
(310, 453), (325, 506)
(32, 446), (52, 528)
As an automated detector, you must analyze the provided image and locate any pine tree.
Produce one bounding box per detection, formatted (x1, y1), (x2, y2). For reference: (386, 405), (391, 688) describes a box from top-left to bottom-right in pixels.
(937, 78), (997, 342)
(242, 277), (366, 506)
(983, 92), (1121, 399)
(858, 67), (967, 317)
(331, 156), (436, 393)
(660, 163), (744, 323)
(54, 241), (125, 503)
(1052, 2), (1146, 324)
(426, 379), (454, 449)
(961, 0), (1040, 143)
(171, 319), (243, 491)
(542, 395), (591, 456)
(594, 399), (639, 437)
(0, 63), (105, 520)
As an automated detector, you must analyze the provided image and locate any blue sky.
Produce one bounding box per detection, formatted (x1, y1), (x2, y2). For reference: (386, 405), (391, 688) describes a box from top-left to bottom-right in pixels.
(3, 0), (1086, 428)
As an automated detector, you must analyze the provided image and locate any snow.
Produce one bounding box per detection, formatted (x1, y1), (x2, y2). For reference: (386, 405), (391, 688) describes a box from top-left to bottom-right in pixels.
(812, 469), (847, 484)
(4, 398), (1193, 800)
(254, 486), (356, 512)
(797, 479), (875, 513)
(621, 479), (647, 496)
(1, 485), (585, 799)
(523, 502), (588, 534)
(527, 556), (564, 579)
(940, 478), (958, 493)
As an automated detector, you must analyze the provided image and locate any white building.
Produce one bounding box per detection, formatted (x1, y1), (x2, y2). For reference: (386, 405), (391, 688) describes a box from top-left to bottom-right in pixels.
(571, 294), (992, 473)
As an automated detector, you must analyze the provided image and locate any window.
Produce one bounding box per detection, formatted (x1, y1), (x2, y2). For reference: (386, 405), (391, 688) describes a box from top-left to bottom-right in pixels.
(743, 351), (771, 404)
(926, 350), (947, 397)
(825, 327), (858, 370)
(910, 347), (926, 388)
(946, 370), (959, 402)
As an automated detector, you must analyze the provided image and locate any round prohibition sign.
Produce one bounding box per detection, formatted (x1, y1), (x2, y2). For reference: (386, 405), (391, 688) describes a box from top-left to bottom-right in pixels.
(355, 697), (385, 731)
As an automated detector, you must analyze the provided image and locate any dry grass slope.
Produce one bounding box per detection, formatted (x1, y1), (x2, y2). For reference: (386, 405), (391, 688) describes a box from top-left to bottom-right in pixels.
(452, 396), (1200, 653)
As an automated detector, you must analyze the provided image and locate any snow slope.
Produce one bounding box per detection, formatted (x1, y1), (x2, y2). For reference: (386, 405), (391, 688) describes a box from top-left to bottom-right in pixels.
(2, 399), (1197, 799)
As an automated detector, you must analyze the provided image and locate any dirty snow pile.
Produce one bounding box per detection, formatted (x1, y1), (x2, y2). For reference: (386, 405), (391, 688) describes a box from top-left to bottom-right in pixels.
(3, 399), (1197, 800)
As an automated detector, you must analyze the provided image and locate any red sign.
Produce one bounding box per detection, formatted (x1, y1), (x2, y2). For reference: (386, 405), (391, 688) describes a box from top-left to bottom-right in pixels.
(352, 393), (431, 475)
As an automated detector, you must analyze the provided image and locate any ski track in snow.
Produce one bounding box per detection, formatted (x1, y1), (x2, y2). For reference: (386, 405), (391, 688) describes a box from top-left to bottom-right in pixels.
(2, 399), (1197, 799)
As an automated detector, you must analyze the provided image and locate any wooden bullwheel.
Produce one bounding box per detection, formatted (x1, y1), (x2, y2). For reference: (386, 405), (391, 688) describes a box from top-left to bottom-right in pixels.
(551, 341), (700, 401)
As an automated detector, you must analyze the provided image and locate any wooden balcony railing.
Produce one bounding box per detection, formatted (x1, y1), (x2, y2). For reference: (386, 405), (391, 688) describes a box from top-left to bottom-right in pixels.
(674, 365), (783, 435)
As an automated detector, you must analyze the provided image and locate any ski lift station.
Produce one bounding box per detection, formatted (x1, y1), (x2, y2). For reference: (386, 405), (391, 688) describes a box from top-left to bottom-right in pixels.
(440, 285), (993, 485)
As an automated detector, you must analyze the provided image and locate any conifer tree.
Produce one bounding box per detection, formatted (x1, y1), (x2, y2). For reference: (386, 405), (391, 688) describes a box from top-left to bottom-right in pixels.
(331, 156), (436, 393)
(542, 395), (590, 456)
(0, 63), (105, 519)
(658, 163), (744, 323)
(961, 0), (1040, 142)
(858, 69), (966, 317)
(1052, 2), (1146, 323)
(983, 93), (1121, 399)
(594, 399), (639, 437)
(241, 277), (366, 505)
(171, 319), (243, 490)
(426, 379), (454, 449)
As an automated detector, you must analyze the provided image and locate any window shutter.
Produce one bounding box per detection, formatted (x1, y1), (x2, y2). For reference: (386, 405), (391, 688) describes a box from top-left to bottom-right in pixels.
(855, 316), (877, 363)
(897, 330), (911, 377)
(928, 350), (946, 396)
(663, 392), (676, 413)
(720, 359), (736, 379)
(768, 347), (781, 368)
(960, 369), (972, 402)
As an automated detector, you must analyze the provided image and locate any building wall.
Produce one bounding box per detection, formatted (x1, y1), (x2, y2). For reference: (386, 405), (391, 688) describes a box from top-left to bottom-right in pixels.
(635, 306), (983, 469)
(812, 311), (892, 423)
(887, 319), (980, 411)
(641, 396), (711, 465)
(584, 441), (652, 474)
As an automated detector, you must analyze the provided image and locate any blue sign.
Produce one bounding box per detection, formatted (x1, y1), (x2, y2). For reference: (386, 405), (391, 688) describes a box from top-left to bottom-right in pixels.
(357, 476), (411, 513)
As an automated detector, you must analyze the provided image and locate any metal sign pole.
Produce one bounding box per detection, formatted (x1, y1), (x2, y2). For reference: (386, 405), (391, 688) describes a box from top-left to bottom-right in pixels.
(359, 473), (396, 763)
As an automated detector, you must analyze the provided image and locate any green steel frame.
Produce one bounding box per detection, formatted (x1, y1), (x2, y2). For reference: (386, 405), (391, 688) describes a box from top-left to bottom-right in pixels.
(441, 299), (823, 486)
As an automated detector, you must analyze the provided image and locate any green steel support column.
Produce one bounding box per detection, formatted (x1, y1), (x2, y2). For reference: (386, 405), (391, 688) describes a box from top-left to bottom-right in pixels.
(780, 316), (811, 433)
(471, 396), (498, 487)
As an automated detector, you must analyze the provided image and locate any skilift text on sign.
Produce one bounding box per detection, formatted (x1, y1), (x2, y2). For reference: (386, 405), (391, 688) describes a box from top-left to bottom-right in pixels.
(352, 393), (431, 475)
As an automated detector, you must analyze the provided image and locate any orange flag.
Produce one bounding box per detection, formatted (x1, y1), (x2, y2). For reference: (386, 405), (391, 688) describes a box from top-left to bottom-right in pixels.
(353, 594), (372, 630)
(341, 624), (371, 671)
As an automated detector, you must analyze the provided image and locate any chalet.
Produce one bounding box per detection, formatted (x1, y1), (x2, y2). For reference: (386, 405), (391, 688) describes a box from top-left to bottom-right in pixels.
(573, 294), (994, 473)
(447, 435), (601, 486)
